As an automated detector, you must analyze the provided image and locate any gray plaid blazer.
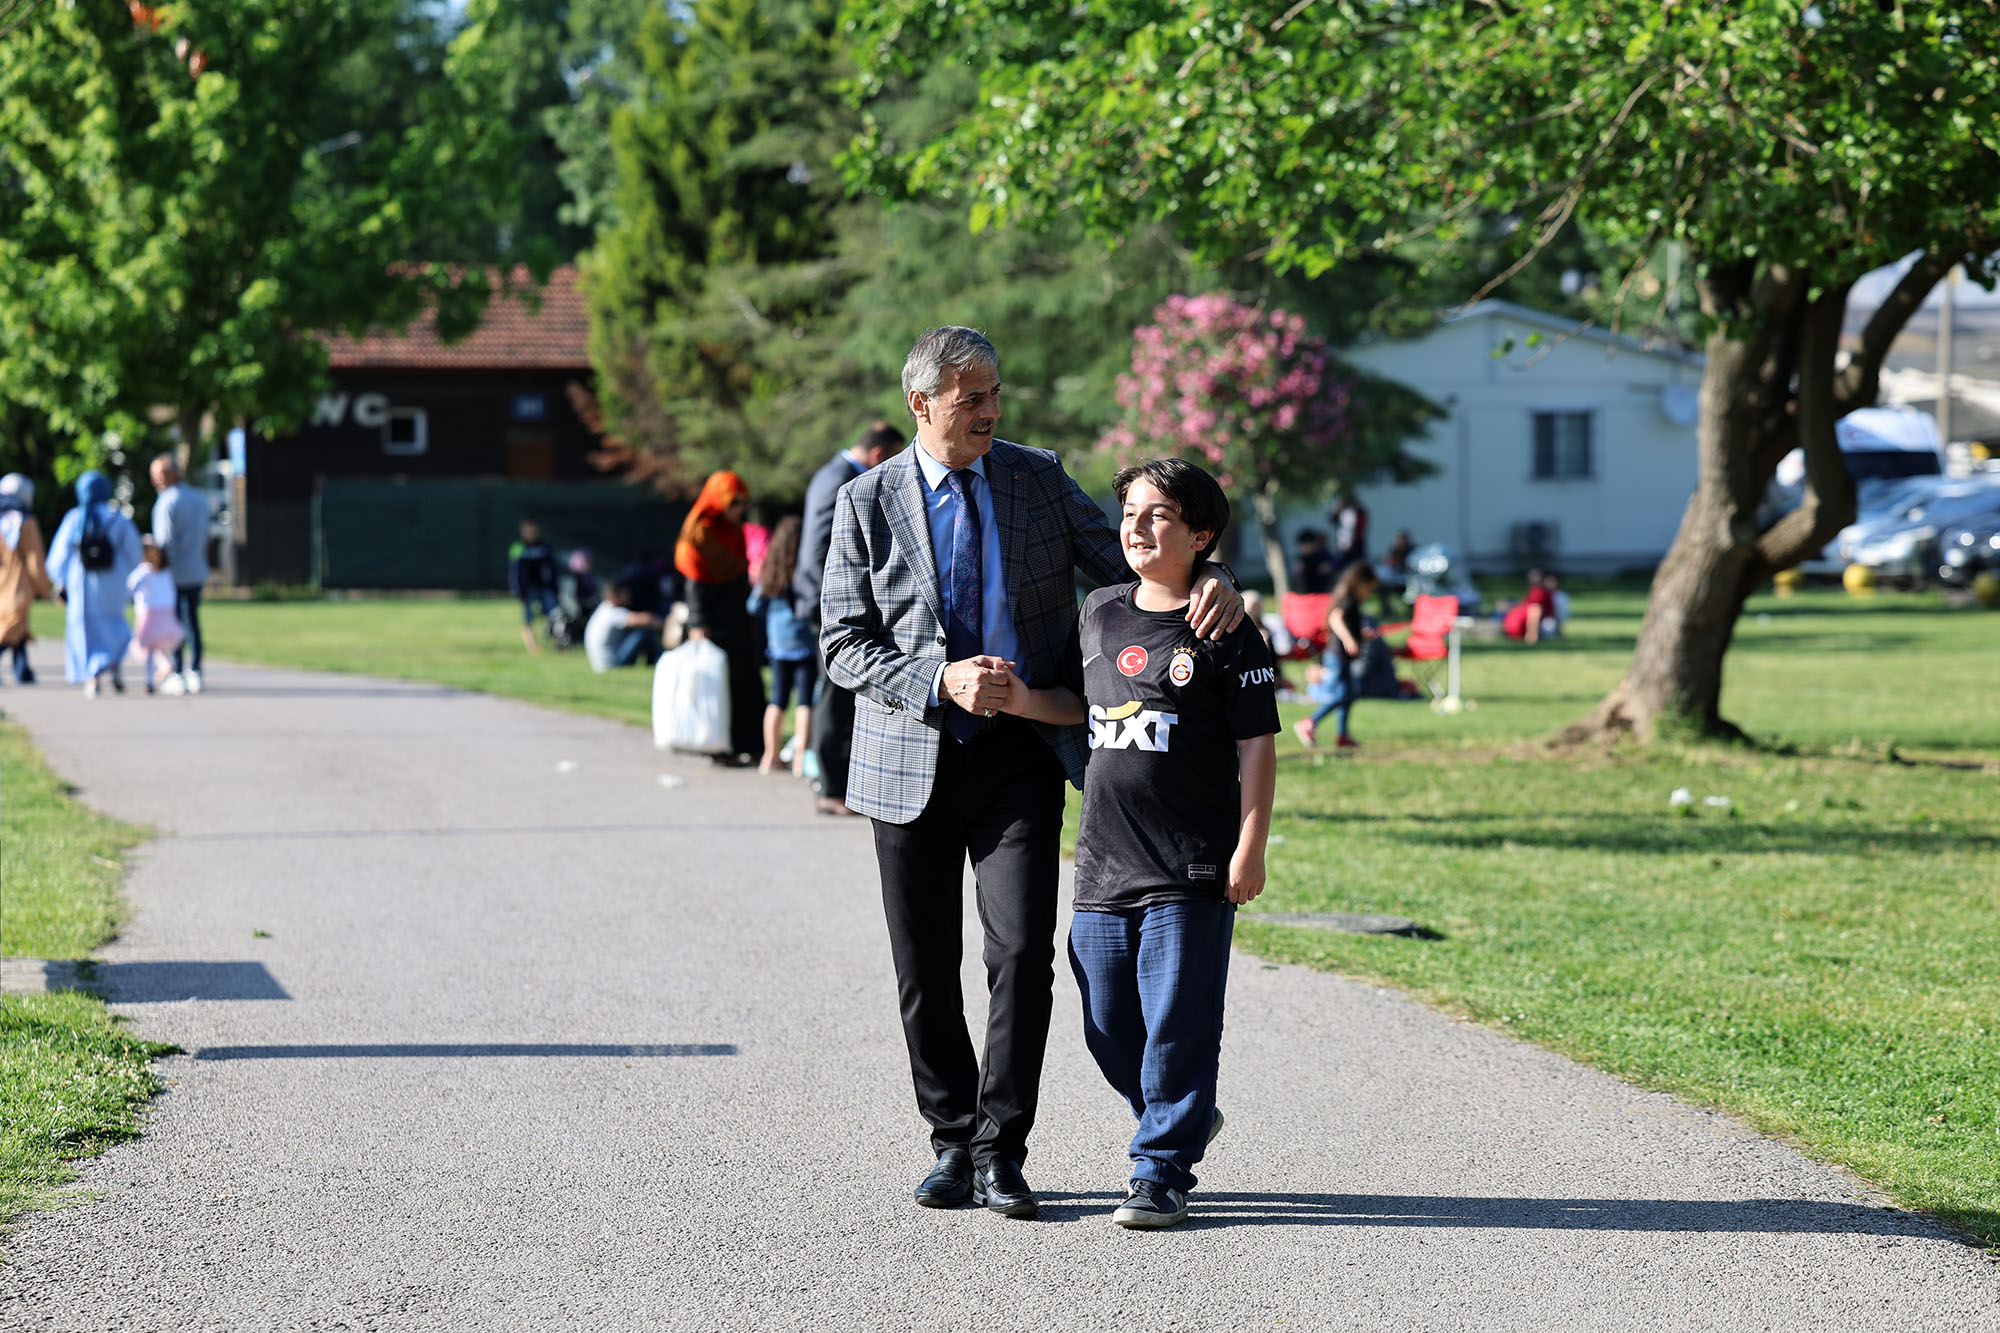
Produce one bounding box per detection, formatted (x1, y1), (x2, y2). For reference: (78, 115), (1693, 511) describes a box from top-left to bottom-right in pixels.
(821, 438), (1129, 824)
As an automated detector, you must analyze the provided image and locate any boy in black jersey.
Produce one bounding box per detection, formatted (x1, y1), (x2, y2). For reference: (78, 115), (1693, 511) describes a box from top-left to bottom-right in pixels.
(995, 458), (1279, 1228)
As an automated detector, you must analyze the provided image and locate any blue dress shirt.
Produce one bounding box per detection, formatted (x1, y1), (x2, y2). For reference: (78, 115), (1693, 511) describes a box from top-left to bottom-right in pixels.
(912, 443), (1022, 703)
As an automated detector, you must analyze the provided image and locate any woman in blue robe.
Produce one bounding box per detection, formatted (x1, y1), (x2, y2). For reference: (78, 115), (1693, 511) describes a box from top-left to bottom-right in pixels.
(46, 471), (143, 694)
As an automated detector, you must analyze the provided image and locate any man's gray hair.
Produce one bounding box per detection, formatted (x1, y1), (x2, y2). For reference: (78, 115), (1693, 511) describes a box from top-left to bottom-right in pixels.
(901, 326), (997, 402)
(152, 452), (180, 477)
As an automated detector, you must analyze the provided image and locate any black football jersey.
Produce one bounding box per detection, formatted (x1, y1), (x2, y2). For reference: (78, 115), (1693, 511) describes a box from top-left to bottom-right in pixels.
(1067, 583), (1280, 910)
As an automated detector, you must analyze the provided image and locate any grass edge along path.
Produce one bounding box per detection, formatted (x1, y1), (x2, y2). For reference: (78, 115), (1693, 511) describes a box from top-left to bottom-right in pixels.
(0, 719), (176, 1241)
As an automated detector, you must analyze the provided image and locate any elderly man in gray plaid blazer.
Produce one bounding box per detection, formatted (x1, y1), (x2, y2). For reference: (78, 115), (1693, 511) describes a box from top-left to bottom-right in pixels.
(822, 326), (1240, 1220)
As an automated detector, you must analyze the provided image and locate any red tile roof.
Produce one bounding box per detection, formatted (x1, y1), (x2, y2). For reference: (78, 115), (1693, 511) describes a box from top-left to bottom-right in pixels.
(325, 265), (590, 371)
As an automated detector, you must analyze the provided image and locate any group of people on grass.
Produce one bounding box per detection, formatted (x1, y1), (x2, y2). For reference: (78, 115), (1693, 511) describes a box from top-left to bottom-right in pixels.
(0, 457), (209, 698)
(510, 423), (908, 807)
(1280, 524), (1570, 751)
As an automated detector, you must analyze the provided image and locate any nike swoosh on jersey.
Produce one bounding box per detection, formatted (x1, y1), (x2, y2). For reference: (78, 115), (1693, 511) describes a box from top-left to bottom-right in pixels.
(1082, 654), (1101, 666)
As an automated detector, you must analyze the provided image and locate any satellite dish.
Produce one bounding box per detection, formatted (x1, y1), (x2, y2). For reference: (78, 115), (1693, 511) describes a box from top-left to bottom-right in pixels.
(1659, 383), (1699, 427)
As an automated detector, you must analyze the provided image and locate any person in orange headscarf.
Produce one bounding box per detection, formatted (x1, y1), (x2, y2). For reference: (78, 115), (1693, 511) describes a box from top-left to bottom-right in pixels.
(674, 471), (766, 764)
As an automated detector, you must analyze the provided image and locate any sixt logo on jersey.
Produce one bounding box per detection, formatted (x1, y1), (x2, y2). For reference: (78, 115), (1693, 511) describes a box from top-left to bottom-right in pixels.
(1089, 699), (1179, 752)
(1239, 666), (1276, 689)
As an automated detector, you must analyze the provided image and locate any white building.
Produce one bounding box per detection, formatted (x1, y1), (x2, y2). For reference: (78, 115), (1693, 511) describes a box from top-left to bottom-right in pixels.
(1335, 300), (1705, 575)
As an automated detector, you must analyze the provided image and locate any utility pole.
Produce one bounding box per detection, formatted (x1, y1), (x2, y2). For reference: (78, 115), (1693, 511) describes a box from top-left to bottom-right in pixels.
(1936, 265), (1959, 448)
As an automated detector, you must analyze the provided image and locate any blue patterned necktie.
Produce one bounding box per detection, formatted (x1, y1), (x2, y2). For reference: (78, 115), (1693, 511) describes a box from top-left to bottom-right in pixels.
(943, 468), (983, 743)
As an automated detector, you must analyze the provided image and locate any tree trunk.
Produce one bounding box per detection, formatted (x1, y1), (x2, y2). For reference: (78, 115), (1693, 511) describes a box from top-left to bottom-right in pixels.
(1571, 266), (1866, 743)
(176, 404), (206, 473)
(1250, 481), (1290, 600)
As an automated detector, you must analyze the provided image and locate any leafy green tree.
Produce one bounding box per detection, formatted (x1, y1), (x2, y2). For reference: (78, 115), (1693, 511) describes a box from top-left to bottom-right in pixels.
(543, 0), (658, 237)
(455, 0), (610, 264)
(0, 0), (522, 484)
(589, 48), (1400, 508)
(848, 2), (2000, 740)
(584, 0), (861, 499)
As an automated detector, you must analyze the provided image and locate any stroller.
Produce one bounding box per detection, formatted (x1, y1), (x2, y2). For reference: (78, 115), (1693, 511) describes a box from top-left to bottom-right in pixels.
(1402, 542), (1483, 615)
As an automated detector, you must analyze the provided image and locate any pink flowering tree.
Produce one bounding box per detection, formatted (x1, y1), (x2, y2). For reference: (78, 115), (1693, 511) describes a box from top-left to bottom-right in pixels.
(1101, 293), (1438, 598)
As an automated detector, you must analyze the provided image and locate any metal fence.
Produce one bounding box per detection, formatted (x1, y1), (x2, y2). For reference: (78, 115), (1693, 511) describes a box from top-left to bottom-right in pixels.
(308, 478), (687, 591)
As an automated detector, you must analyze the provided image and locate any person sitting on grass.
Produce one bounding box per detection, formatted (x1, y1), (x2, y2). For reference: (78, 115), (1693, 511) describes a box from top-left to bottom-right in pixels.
(1543, 573), (1570, 638)
(1501, 568), (1558, 645)
(993, 456), (1279, 1230)
(583, 580), (664, 673)
(1295, 560), (1377, 752)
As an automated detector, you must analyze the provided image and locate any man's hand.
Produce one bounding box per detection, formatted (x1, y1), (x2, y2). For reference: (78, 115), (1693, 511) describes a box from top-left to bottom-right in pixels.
(1186, 570), (1246, 640)
(993, 662), (1035, 716)
(1226, 847), (1266, 905)
(942, 655), (1013, 717)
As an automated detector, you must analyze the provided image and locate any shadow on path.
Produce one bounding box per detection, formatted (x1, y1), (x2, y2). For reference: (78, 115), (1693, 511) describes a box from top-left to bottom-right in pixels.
(175, 823), (844, 842)
(1036, 1191), (1938, 1237)
(191, 1042), (738, 1060)
(203, 684), (470, 700)
(80, 961), (290, 1002)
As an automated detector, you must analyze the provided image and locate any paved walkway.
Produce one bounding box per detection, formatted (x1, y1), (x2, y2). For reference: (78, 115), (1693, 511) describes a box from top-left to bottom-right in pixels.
(1, 663), (1993, 1331)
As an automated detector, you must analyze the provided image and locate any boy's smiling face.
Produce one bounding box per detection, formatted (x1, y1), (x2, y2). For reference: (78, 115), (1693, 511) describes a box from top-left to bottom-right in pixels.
(1121, 477), (1212, 586)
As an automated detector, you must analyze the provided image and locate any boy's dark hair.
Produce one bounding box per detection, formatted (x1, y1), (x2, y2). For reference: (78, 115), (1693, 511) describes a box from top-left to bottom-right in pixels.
(1295, 528), (1325, 548)
(1114, 458), (1230, 560)
(607, 580), (632, 604)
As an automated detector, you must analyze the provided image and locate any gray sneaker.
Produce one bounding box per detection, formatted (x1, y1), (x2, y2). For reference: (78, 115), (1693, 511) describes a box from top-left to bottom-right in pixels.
(1112, 1179), (1188, 1229)
(1209, 1107), (1225, 1145)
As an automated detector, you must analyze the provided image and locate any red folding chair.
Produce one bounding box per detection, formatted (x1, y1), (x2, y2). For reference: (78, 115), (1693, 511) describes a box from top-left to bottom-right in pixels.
(1379, 594), (1461, 703)
(1279, 591), (1332, 660)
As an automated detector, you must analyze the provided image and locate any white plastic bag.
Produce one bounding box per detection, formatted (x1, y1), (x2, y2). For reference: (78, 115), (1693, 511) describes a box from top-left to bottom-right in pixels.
(652, 637), (731, 753)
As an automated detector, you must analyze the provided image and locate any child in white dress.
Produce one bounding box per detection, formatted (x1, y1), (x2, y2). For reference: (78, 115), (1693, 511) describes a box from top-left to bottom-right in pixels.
(127, 539), (185, 694)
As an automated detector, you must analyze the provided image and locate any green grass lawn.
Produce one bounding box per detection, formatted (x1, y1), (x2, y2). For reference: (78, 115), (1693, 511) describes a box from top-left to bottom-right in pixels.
(0, 722), (175, 1236)
(32, 586), (2000, 1245)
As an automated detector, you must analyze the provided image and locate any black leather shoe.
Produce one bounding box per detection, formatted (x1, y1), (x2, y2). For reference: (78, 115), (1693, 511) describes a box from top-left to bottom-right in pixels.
(972, 1159), (1038, 1220)
(914, 1148), (974, 1208)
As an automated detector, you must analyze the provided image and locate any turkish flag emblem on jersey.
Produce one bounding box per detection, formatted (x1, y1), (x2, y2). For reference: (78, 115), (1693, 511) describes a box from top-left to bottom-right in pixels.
(1117, 646), (1148, 676)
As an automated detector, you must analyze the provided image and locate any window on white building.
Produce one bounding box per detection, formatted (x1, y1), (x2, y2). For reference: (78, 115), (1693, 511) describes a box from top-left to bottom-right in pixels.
(1532, 411), (1593, 479)
(384, 407), (428, 456)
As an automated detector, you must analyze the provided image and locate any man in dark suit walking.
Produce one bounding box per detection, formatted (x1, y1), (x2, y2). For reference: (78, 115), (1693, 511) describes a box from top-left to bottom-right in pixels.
(821, 327), (1240, 1219)
(795, 421), (904, 816)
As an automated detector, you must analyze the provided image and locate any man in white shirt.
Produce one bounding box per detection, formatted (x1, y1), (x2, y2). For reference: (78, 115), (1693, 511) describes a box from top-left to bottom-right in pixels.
(583, 580), (663, 673)
(149, 454), (211, 694)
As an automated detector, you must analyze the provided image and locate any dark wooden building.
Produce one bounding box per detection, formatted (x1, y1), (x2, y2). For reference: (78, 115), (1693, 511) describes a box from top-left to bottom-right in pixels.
(244, 267), (675, 588)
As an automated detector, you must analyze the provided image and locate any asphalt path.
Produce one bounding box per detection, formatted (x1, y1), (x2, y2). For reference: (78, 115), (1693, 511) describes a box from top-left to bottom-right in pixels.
(1, 662), (1994, 1331)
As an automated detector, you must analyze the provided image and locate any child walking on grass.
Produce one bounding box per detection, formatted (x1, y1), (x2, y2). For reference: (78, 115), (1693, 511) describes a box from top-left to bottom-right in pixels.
(996, 457), (1279, 1229)
(127, 539), (186, 695)
(1296, 560), (1377, 752)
